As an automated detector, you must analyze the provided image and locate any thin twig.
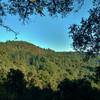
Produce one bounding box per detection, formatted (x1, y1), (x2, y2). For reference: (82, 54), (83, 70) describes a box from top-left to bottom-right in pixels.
(0, 23), (20, 40)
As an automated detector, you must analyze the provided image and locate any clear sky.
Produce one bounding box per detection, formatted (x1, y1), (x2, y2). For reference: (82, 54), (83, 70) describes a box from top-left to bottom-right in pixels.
(0, 0), (93, 51)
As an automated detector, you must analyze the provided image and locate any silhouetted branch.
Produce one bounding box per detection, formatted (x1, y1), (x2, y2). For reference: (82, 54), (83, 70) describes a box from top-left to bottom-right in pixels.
(0, 23), (20, 40)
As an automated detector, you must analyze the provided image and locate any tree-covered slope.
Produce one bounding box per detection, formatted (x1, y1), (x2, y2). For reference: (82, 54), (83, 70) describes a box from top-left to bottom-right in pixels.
(0, 41), (100, 100)
(0, 41), (99, 87)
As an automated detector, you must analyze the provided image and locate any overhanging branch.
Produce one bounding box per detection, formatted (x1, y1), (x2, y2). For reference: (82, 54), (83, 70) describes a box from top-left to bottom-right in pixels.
(0, 23), (20, 40)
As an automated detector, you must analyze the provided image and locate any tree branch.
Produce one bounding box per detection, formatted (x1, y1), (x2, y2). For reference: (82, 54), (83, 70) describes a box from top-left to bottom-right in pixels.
(0, 23), (20, 40)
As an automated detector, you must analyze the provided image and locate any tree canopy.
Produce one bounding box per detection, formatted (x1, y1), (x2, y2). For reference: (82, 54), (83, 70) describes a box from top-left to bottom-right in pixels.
(0, 41), (100, 99)
(0, 0), (84, 22)
(69, 6), (100, 55)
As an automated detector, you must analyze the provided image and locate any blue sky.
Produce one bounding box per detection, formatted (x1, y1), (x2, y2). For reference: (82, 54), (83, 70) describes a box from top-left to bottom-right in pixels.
(0, 0), (93, 51)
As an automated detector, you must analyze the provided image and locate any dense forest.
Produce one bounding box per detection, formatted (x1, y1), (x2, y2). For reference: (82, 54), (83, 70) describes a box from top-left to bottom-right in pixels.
(0, 41), (100, 100)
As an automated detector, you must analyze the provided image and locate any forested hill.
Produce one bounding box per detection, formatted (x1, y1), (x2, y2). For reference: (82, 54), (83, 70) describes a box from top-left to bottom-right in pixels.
(0, 41), (100, 100)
